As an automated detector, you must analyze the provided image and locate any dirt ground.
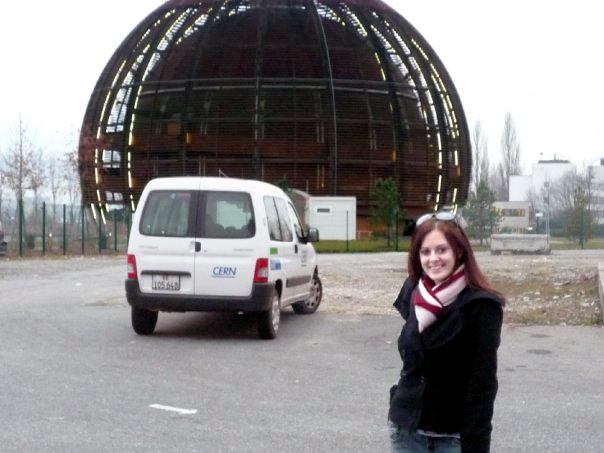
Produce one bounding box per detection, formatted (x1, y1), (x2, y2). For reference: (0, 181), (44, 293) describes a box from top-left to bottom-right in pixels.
(1, 249), (601, 326)
(318, 249), (603, 326)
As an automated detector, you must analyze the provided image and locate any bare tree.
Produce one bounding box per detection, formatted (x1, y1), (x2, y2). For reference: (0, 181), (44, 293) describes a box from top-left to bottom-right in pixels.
(63, 148), (82, 233)
(492, 163), (507, 201)
(563, 172), (594, 247)
(525, 185), (542, 223)
(549, 171), (579, 213)
(497, 113), (522, 201)
(585, 165), (602, 215)
(28, 147), (47, 224)
(471, 121), (490, 192)
(63, 148), (81, 207)
(47, 156), (64, 227)
(0, 160), (6, 217)
(0, 117), (34, 201)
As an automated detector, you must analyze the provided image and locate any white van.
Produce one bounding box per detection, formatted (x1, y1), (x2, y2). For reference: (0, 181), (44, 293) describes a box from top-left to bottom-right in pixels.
(125, 177), (321, 339)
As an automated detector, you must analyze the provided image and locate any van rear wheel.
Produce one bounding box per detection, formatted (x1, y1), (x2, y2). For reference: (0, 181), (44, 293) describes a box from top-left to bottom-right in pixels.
(258, 291), (280, 339)
(131, 307), (158, 335)
(292, 274), (322, 315)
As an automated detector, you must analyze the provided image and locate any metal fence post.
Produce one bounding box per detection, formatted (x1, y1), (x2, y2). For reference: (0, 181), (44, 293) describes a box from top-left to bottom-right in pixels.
(81, 204), (85, 255)
(346, 210), (349, 252)
(42, 201), (46, 256)
(126, 207), (132, 246)
(18, 199), (23, 257)
(114, 212), (118, 252)
(395, 210), (399, 252)
(98, 212), (102, 254)
(63, 204), (67, 255)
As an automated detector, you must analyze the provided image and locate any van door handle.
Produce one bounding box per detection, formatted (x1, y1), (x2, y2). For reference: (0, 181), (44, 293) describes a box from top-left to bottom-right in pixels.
(294, 244), (298, 253)
(195, 241), (201, 252)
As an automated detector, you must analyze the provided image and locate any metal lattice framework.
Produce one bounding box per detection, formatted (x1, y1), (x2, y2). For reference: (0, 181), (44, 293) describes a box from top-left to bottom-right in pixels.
(79, 0), (471, 218)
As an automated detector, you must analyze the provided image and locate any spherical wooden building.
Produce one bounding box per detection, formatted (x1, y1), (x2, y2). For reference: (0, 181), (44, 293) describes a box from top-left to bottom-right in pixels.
(79, 0), (470, 218)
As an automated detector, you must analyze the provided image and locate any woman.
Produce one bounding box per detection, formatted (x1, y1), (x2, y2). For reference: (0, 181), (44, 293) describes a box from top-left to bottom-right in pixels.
(388, 212), (504, 453)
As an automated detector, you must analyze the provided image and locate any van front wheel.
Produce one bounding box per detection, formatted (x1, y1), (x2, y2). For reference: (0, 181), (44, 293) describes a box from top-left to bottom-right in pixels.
(293, 274), (322, 315)
(132, 307), (158, 335)
(258, 291), (280, 339)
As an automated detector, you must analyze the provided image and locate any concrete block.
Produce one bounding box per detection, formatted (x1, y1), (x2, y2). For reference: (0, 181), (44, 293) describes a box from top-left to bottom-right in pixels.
(490, 234), (551, 255)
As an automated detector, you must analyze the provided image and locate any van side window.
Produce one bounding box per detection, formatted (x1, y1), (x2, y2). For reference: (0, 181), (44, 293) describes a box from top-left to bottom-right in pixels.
(274, 198), (293, 242)
(140, 191), (194, 237)
(263, 196), (282, 241)
(200, 191), (255, 239)
(287, 202), (305, 241)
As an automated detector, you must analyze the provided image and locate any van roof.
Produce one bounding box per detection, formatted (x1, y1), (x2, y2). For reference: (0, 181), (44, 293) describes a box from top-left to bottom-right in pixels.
(144, 176), (287, 196)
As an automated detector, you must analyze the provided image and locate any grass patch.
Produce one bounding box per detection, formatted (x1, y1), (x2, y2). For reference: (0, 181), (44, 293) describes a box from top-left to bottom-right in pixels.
(315, 238), (410, 253)
(472, 237), (604, 252)
(550, 238), (604, 250)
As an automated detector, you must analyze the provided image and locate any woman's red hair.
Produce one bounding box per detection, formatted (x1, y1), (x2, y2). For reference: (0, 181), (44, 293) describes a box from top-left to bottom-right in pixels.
(408, 218), (495, 292)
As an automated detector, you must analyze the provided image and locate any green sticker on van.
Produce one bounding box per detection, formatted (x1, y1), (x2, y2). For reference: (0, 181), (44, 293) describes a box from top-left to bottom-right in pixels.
(270, 247), (278, 255)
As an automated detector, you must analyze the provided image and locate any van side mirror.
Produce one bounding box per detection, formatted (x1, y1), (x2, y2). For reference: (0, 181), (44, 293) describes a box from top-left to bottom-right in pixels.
(306, 227), (319, 243)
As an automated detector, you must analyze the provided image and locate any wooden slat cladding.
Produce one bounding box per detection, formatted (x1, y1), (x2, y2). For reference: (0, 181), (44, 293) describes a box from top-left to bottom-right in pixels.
(79, 0), (470, 217)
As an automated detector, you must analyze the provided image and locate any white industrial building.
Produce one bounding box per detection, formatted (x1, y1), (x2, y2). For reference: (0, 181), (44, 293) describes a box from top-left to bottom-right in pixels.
(509, 160), (577, 202)
(502, 159), (577, 233)
(288, 190), (357, 240)
(506, 158), (604, 228)
(493, 200), (531, 232)
(308, 197), (356, 240)
(588, 159), (604, 224)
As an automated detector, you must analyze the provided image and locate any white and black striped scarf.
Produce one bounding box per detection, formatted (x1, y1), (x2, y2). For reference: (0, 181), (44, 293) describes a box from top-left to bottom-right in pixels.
(413, 265), (468, 332)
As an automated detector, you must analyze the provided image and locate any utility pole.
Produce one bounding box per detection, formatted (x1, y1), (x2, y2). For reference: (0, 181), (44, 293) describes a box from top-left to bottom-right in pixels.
(18, 116), (23, 203)
(18, 116), (24, 257)
(580, 197), (585, 249)
(587, 166), (593, 215)
(544, 181), (550, 237)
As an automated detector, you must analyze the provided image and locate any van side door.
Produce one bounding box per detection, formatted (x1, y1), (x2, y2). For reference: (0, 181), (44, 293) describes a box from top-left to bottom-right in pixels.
(286, 200), (314, 300)
(264, 196), (296, 303)
(273, 197), (308, 303)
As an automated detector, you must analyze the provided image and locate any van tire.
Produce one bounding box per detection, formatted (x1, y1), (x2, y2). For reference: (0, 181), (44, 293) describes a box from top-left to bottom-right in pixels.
(258, 291), (280, 339)
(293, 274), (322, 315)
(132, 307), (158, 335)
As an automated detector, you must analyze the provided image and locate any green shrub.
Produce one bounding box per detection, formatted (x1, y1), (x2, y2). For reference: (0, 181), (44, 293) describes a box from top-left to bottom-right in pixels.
(25, 234), (36, 249)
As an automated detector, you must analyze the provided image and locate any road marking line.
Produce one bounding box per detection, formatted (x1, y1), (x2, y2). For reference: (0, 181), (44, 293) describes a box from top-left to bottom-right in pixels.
(149, 404), (197, 415)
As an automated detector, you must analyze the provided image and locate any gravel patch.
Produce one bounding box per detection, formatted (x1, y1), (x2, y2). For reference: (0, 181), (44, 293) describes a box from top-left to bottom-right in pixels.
(1, 250), (602, 325)
(318, 250), (603, 326)
(0, 255), (123, 280)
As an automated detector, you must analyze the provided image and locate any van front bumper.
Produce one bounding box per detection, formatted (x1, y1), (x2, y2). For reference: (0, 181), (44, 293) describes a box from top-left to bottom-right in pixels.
(125, 279), (275, 313)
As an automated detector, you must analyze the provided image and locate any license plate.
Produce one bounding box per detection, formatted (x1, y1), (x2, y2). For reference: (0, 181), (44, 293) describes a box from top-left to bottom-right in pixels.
(152, 274), (180, 291)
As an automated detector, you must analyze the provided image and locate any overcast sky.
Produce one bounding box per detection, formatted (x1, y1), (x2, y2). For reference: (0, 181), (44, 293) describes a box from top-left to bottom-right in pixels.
(0, 0), (602, 173)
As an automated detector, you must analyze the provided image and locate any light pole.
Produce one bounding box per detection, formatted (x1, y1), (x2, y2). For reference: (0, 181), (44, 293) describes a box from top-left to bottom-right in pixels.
(535, 212), (543, 233)
(544, 181), (550, 237)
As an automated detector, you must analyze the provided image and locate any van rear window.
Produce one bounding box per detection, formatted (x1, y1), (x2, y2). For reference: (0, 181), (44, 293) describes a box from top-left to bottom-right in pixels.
(140, 191), (194, 237)
(199, 191), (255, 239)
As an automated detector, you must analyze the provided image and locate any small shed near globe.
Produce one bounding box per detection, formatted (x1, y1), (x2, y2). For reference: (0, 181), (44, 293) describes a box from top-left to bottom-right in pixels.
(309, 196), (357, 240)
(78, 0), (471, 228)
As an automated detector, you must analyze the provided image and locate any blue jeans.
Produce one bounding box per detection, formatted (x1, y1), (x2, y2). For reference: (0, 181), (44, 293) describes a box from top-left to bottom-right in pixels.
(389, 422), (461, 453)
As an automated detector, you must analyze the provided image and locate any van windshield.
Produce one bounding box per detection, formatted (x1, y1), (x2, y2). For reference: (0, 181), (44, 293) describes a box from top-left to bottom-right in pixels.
(199, 191), (255, 239)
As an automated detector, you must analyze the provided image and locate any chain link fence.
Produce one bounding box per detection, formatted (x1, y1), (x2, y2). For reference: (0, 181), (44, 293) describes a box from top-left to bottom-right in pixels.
(0, 199), (132, 257)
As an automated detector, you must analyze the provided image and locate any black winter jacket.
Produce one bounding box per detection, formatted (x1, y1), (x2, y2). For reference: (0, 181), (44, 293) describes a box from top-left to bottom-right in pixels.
(388, 277), (504, 453)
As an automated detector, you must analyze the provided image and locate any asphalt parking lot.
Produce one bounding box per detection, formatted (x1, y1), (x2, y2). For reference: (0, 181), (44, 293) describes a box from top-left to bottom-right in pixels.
(1, 256), (603, 452)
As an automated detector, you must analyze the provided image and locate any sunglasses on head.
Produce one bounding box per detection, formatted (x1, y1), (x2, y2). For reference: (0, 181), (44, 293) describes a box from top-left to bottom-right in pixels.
(416, 211), (457, 227)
